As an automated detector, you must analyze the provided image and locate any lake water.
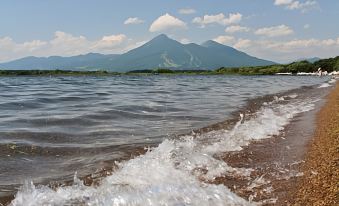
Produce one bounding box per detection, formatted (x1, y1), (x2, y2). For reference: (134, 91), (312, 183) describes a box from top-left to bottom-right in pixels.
(0, 75), (333, 205)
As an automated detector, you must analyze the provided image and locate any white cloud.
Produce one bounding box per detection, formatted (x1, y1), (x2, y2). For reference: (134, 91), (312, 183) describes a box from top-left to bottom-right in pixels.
(92, 34), (127, 50)
(274, 0), (294, 5)
(213, 35), (236, 45)
(233, 37), (339, 63)
(149, 13), (187, 32)
(234, 39), (252, 49)
(124, 17), (144, 25)
(49, 31), (90, 55)
(304, 24), (310, 29)
(274, 0), (318, 12)
(21, 40), (48, 52)
(180, 38), (191, 44)
(212, 32), (339, 62)
(123, 40), (148, 52)
(0, 37), (49, 62)
(178, 8), (196, 15)
(264, 38), (339, 51)
(225, 25), (250, 33)
(192, 13), (242, 27)
(0, 31), (138, 62)
(214, 36), (252, 49)
(255, 25), (293, 37)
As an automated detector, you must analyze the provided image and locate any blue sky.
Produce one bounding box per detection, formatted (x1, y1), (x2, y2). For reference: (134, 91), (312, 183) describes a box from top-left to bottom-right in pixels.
(0, 0), (338, 63)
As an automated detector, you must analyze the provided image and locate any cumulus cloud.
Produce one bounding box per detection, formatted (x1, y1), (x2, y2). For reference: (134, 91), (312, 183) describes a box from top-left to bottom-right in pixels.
(234, 37), (339, 63)
(180, 38), (191, 44)
(225, 25), (250, 33)
(274, 0), (294, 5)
(178, 8), (196, 15)
(213, 32), (339, 62)
(255, 25), (293, 37)
(268, 38), (339, 50)
(124, 17), (144, 25)
(49, 31), (90, 55)
(234, 39), (252, 49)
(20, 40), (48, 52)
(149, 13), (187, 32)
(192, 13), (242, 27)
(213, 35), (236, 45)
(123, 40), (148, 52)
(0, 31), (137, 62)
(92, 34), (127, 50)
(0, 37), (49, 62)
(274, 0), (318, 12)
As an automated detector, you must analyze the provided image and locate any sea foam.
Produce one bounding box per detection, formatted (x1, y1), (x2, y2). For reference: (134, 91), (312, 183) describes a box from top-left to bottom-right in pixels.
(11, 95), (318, 206)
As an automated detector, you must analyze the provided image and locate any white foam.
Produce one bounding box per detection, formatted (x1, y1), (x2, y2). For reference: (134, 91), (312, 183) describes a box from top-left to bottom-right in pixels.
(328, 78), (336, 84)
(318, 78), (337, 88)
(288, 94), (298, 99)
(11, 96), (317, 206)
(318, 83), (331, 88)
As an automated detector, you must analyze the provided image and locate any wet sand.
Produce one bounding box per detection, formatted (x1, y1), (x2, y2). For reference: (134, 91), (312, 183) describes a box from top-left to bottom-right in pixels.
(212, 100), (323, 204)
(211, 82), (337, 205)
(293, 82), (338, 205)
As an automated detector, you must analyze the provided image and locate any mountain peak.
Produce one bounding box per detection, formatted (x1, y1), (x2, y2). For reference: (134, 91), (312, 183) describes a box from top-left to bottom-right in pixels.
(152, 34), (171, 41)
(201, 40), (227, 48)
(0, 36), (276, 71)
(143, 34), (181, 48)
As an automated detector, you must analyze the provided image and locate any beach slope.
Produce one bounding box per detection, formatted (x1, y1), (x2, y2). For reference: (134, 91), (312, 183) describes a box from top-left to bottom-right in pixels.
(293, 82), (338, 205)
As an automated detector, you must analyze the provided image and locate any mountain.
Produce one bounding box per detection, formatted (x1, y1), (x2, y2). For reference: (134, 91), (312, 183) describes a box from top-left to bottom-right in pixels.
(0, 34), (275, 71)
(293, 57), (321, 64)
(304, 57), (321, 63)
(0, 53), (120, 70)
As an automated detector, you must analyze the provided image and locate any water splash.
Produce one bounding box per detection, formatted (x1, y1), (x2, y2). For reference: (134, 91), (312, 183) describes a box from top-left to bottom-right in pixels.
(11, 95), (317, 206)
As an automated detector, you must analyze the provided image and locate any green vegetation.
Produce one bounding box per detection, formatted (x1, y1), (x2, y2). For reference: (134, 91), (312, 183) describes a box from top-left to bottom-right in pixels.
(216, 56), (339, 75)
(313, 56), (339, 71)
(127, 68), (212, 75)
(0, 56), (338, 76)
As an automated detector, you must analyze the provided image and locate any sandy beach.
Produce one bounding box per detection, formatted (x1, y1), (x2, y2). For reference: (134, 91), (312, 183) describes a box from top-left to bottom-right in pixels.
(213, 82), (338, 205)
(292, 82), (338, 205)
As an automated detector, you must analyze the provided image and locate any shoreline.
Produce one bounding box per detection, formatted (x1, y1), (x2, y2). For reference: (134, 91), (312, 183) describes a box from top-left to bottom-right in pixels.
(212, 81), (337, 205)
(0, 81), (336, 205)
(293, 82), (338, 205)
(212, 89), (327, 205)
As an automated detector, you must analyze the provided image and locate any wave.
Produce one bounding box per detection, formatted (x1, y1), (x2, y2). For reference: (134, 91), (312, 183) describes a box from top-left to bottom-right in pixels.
(318, 77), (337, 88)
(10, 91), (319, 206)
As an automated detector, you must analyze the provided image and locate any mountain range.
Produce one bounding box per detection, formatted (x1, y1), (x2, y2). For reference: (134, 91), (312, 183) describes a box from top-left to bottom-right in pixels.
(0, 34), (276, 72)
(293, 57), (321, 64)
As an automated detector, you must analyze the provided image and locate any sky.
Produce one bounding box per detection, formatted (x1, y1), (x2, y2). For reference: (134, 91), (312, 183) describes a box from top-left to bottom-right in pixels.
(0, 0), (338, 63)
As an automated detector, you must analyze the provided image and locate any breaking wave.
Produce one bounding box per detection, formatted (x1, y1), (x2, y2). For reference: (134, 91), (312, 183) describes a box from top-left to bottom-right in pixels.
(318, 77), (337, 88)
(10, 93), (319, 206)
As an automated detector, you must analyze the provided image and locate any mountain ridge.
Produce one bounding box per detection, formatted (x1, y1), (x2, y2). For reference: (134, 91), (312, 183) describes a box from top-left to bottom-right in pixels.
(0, 34), (276, 71)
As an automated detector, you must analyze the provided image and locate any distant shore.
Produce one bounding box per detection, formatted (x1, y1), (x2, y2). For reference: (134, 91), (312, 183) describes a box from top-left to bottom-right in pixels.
(0, 55), (338, 76)
(0, 55), (338, 77)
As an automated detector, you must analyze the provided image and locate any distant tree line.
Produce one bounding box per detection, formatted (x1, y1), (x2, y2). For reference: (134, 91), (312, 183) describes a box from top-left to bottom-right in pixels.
(0, 56), (338, 76)
(216, 56), (339, 75)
